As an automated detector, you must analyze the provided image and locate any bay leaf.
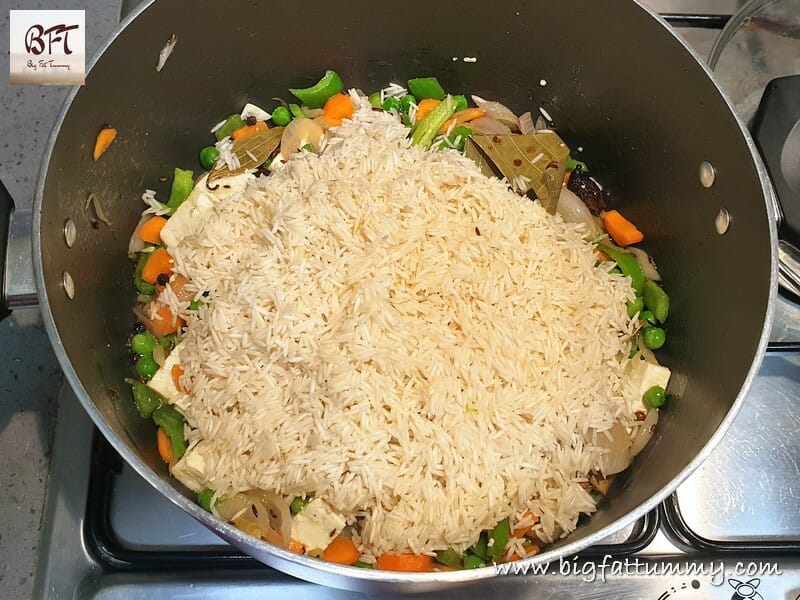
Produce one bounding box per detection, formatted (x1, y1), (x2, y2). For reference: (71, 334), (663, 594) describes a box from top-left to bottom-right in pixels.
(208, 126), (284, 185)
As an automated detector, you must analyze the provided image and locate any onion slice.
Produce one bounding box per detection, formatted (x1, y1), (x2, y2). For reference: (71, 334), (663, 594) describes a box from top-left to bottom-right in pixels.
(468, 116), (512, 135)
(471, 95), (520, 129)
(518, 111), (536, 135)
(216, 490), (291, 548)
(557, 187), (601, 237)
(630, 408), (659, 458)
(128, 214), (149, 254)
(595, 421), (632, 476)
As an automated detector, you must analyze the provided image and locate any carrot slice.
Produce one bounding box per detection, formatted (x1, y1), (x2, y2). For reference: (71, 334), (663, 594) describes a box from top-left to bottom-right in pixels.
(231, 120), (268, 141)
(322, 536), (360, 566)
(171, 364), (190, 393)
(376, 552), (434, 572)
(323, 93), (355, 123)
(141, 248), (174, 284)
(141, 304), (185, 337)
(156, 427), (172, 463)
(512, 510), (540, 538)
(438, 107), (486, 134)
(93, 125), (117, 161)
(414, 99), (440, 123)
(289, 539), (306, 554)
(139, 216), (168, 244)
(602, 209), (644, 247)
(508, 543), (540, 562)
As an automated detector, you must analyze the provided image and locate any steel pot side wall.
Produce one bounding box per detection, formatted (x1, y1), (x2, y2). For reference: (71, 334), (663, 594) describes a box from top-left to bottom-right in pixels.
(35, 0), (774, 588)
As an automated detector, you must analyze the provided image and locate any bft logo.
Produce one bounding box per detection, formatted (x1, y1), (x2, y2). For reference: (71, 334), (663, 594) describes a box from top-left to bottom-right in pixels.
(9, 10), (85, 85)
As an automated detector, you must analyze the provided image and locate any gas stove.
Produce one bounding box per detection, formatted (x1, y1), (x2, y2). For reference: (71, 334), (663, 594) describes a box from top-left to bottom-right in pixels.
(31, 11), (800, 600)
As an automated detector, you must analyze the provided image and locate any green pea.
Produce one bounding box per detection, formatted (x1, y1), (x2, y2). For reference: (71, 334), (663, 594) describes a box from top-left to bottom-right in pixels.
(136, 355), (159, 381)
(463, 554), (484, 569)
(382, 97), (402, 112)
(642, 325), (666, 350)
(367, 92), (382, 108)
(626, 296), (644, 318)
(643, 385), (666, 408)
(272, 106), (291, 126)
(199, 146), (219, 170)
(131, 332), (157, 355)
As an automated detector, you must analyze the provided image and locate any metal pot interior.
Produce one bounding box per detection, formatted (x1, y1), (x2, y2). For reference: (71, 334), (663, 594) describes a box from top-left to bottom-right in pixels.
(34, 0), (776, 590)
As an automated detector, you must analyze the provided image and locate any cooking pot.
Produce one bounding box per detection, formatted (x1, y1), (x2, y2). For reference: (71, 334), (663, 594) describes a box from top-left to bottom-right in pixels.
(0, 0), (787, 592)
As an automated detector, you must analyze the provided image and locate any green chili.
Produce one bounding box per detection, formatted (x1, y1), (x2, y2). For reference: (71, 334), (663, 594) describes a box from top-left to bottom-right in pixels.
(197, 488), (215, 511)
(453, 94), (468, 112)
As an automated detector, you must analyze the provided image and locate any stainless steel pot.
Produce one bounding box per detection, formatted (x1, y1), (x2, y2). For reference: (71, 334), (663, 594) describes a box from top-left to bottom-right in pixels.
(0, 0), (784, 592)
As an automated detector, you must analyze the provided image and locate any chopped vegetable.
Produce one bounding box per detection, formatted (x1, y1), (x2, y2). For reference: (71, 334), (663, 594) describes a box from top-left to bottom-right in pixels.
(136, 355), (159, 381)
(199, 146), (219, 169)
(463, 554), (483, 569)
(410, 95), (456, 149)
(272, 106), (291, 126)
(139, 216), (168, 245)
(512, 510), (540, 538)
(408, 77), (446, 101)
(172, 364), (189, 393)
(131, 383), (164, 418)
(288, 103), (306, 120)
(399, 95), (416, 113)
(323, 93), (355, 126)
(138, 304), (185, 337)
(640, 310), (657, 324)
(435, 548), (462, 568)
(488, 517), (510, 562)
(156, 427), (172, 463)
(214, 114), (245, 141)
(414, 98), (439, 122)
(353, 560), (374, 569)
(289, 70), (344, 109)
(288, 539), (305, 553)
(597, 243), (646, 294)
(166, 168), (194, 214)
(467, 531), (489, 560)
(508, 543), (540, 562)
(642, 325), (666, 350)
(453, 94), (468, 112)
(643, 385), (666, 408)
(322, 536), (360, 565)
(643, 279), (670, 323)
(231, 120), (269, 141)
(367, 92), (382, 108)
(141, 248), (174, 284)
(375, 552), (434, 572)
(438, 107), (486, 134)
(131, 332), (157, 355)
(626, 296), (644, 318)
(134, 253), (156, 296)
(152, 403), (187, 460)
(197, 488), (216, 511)
(93, 125), (117, 161)
(603, 209), (644, 247)
(290, 496), (310, 515)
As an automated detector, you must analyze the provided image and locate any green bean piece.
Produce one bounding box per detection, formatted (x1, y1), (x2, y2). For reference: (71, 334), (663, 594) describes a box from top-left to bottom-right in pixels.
(166, 168), (194, 214)
(410, 95), (457, 149)
(289, 70), (344, 108)
(626, 296), (644, 318)
(288, 103), (305, 120)
(135, 252), (155, 296)
(353, 561), (374, 569)
(642, 325), (666, 350)
(271, 106), (291, 126)
(367, 92), (382, 108)
(407, 77), (446, 101)
(489, 517), (511, 562)
(463, 554), (484, 569)
(199, 146), (219, 170)
(435, 549), (462, 568)
(131, 332), (157, 355)
(290, 496), (310, 515)
(197, 488), (215, 511)
(453, 94), (468, 112)
(643, 279), (670, 323)
(131, 383), (164, 418)
(214, 114), (245, 141)
(643, 385), (666, 408)
(597, 243), (646, 294)
(467, 531), (489, 561)
(136, 355), (159, 381)
(152, 403), (187, 460)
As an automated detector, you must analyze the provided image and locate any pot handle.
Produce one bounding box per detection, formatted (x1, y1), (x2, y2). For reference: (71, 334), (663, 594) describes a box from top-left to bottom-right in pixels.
(751, 74), (800, 298)
(0, 180), (38, 320)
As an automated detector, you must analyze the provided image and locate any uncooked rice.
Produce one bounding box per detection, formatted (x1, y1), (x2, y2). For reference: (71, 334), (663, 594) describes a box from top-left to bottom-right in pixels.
(164, 99), (638, 556)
